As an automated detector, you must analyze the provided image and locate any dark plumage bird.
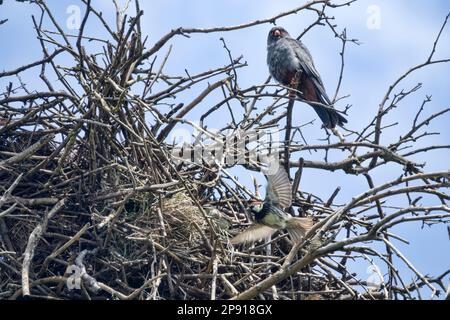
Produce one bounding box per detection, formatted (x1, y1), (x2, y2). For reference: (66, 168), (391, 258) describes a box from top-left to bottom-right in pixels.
(231, 165), (313, 244)
(267, 26), (347, 129)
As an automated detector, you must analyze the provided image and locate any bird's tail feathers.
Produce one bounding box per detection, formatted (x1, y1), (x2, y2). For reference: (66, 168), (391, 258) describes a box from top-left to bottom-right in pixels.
(311, 104), (347, 129)
(286, 217), (314, 243)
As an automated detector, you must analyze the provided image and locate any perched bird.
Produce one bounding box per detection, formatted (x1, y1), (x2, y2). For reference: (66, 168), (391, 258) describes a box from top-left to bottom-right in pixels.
(231, 165), (313, 244)
(267, 26), (347, 129)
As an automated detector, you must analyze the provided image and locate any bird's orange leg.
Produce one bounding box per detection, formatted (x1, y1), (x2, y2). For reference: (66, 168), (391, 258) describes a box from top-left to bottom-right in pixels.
(288, 71), (302, 98)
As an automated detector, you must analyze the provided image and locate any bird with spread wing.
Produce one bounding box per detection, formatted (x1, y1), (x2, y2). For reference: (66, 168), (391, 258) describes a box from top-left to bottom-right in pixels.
(231, 165), (313, 244)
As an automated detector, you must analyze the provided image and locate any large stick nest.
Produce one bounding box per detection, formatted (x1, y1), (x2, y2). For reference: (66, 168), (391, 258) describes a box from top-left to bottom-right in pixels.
(1, 1), (449, 301)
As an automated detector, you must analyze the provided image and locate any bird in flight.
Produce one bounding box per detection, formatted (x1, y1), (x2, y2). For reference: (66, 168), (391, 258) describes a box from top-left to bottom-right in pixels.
(267, 26), (347, 129)
(231, 165), (313, 244)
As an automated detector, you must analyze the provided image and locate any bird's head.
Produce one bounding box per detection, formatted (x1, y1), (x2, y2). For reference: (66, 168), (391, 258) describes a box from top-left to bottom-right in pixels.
(249, 199), (264, 214)
(267, 26), (290, 45)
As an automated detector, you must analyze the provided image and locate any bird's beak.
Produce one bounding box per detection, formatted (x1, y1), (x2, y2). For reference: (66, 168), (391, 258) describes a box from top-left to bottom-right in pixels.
(273, 29), (281, 37)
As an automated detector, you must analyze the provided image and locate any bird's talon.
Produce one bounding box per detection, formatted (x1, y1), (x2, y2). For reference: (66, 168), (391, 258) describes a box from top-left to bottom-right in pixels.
(331, 128), (346, 143)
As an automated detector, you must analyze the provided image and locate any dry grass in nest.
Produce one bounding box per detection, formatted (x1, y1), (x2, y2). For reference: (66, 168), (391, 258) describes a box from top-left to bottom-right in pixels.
(6, 217), (37, 253)
(161, 192), (208, 245)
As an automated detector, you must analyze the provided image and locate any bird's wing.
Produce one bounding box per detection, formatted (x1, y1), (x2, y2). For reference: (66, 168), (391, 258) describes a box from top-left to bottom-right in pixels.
(265, 165), (292, 209)
(286, 37), (331, 105)
(230, 224), (277, 244)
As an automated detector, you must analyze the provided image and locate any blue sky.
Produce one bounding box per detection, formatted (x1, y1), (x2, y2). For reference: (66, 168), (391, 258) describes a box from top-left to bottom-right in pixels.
(1, 0), (449, 297)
